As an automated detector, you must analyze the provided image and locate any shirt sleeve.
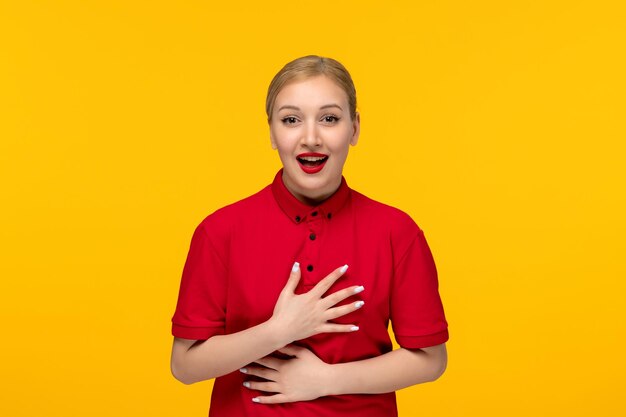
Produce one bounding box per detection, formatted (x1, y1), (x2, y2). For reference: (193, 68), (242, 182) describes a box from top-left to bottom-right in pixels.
(390, 223), (449, 349)
(171, 221), (228, 340)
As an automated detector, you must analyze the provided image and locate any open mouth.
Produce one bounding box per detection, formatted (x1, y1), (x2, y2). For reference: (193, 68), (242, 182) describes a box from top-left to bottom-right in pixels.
(297, 155), (328, 166)
(296, 153), (329, 174)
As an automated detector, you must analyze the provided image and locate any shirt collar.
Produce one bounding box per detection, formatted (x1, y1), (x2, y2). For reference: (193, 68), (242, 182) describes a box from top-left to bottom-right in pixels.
(271, 168), (351, 224)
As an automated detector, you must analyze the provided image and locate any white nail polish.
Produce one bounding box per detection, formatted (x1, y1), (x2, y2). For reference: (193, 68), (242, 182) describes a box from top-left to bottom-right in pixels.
(355, 301), (365, 308)
(292, 262), (300, 272)
(340, 264), (349, 274)
(243, 381), (251, 388)
(350, 326), (359, 331)
(239, 368), (248, 374)
(252, 397), (261, 403)
(354, 285), (364, 293)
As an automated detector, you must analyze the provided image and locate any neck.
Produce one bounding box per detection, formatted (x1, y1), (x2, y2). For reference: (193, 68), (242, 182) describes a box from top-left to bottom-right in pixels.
(282, 173), (341, 206)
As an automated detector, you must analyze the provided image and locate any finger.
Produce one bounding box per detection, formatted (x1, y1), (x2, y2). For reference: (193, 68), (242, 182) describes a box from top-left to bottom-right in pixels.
(318, 323), (360, 333)
(281, 262), (301, 294)
(252, 393), (291, 404)
(239, 366), (279, 381)
(253, 356), (284, 370)
(243, 380), (280, 393)
(310, 264), (348, 298)
(320, 285), (364, 310)
(324, 300), (365, 321)
(277, 344), (306, 357)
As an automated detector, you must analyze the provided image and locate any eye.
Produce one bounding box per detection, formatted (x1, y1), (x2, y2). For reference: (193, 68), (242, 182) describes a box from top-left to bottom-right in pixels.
(322, 114), (340, 124)
(281, 116), (299, 125)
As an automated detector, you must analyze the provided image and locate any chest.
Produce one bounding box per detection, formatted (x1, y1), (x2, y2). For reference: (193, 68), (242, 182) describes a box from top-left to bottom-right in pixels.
(223, 213), (395, 332)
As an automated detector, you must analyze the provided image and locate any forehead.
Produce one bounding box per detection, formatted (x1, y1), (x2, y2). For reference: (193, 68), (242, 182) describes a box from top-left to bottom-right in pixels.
(274, 75), (349, 109)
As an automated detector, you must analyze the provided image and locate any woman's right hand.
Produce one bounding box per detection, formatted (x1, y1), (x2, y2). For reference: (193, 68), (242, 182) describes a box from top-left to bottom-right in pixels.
(269, 262), (365, 345)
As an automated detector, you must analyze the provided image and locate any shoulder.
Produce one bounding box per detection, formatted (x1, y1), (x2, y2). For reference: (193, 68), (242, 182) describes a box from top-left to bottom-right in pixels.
(350, 189), (425, 259)
(196, 185), (273, 235)
(350, 189), (423, 235)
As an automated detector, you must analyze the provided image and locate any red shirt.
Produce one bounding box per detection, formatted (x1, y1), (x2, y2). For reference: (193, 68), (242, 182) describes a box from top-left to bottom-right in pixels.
(172, 169), (449, 417)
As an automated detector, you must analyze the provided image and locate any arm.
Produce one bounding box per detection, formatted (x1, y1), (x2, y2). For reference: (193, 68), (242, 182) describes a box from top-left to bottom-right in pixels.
(171, 263), (365, 384)
(171, 320), (286, 385)
(326, 343), (447, 395)
(244, 342), (447, 403)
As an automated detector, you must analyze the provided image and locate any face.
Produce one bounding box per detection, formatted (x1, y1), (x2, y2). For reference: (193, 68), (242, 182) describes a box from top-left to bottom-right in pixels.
(269, 75), (360, 205)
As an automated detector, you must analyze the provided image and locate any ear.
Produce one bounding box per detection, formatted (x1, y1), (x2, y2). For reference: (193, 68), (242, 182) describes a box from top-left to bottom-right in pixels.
(269, 126), (277, 150)
(350, 112), (360, 146)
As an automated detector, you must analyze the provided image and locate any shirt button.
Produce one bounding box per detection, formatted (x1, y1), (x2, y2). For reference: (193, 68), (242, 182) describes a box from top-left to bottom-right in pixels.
(309, 233), (316, 240)
(295, 215), (301, 222)
(307, 264), (314, 272)
(327, 213), (332, 219)
(311, 211), (318, 216)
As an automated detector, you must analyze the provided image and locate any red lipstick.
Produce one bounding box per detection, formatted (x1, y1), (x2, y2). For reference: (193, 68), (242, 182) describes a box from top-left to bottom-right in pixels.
(296, 152), (329, 174)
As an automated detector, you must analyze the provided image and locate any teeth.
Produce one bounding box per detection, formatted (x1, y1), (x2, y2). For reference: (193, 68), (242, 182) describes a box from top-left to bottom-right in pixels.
(299, 156), (326, 162)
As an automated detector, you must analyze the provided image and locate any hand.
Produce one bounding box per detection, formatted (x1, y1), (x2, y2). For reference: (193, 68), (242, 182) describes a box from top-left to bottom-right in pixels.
(269, 262), (365, 345)
(241, 344), (333, 404)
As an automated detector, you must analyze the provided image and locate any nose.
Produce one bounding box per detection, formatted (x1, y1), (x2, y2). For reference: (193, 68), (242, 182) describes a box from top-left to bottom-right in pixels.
(301, 120), (321, 148)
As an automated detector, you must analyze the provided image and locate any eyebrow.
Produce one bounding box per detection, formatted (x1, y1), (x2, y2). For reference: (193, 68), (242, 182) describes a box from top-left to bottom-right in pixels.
(277, 104), (343, 112)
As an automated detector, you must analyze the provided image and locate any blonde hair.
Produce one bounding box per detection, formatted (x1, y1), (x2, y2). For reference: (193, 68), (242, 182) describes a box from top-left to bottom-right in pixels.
(266, 55), (357, 122)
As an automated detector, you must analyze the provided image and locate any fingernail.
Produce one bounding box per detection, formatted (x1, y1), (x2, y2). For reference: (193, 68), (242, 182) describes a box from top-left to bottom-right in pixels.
(239, 368), (248, 374)
(354, 285), (364, 293)
(243, 381), (251, 388)
(355, 301), (365, 308)
(350, 326), (359, 331)
(252, 397), (261, 403)
(292, 262), (300, 272)
(340, 264), (349, 274)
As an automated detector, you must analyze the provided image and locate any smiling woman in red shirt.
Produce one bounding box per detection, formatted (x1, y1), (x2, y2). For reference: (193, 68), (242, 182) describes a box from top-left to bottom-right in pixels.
(170, 55), (449, 417)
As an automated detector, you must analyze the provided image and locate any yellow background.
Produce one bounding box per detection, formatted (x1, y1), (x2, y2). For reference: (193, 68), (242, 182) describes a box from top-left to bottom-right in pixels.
(1, 1), (624, 416)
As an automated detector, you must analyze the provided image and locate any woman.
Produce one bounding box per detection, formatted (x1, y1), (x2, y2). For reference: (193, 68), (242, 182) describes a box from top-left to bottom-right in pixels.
(170, 55), (449, 416)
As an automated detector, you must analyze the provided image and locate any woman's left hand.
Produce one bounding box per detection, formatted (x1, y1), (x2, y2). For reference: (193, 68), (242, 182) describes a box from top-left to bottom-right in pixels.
(240, 344), (333, 404)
